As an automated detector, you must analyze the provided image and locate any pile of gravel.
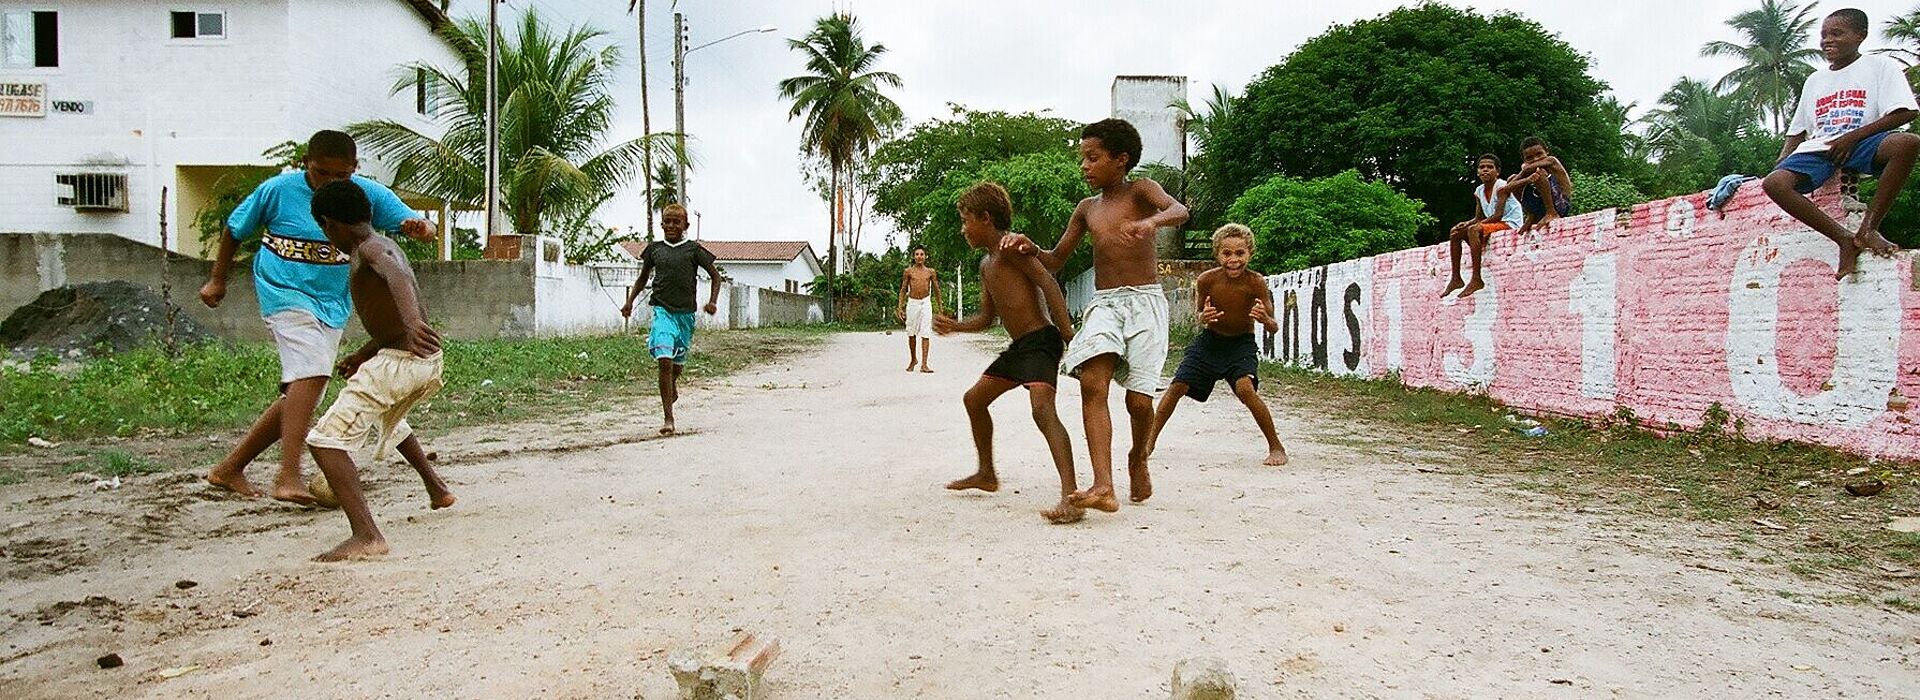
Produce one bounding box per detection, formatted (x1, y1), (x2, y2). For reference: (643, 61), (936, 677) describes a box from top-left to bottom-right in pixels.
(0, 281), (212, 357)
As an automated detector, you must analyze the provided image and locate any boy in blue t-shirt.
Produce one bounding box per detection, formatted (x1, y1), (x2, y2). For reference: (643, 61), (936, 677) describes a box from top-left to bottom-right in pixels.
(621, 203), (722, 436)
(200, 130), (436, 505)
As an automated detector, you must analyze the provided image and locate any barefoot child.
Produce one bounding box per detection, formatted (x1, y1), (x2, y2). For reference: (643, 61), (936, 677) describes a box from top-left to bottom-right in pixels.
(1443, 154), (1524, 299)
(896, 247), (942, 372)
(1762, 7), (1919, 279)
(303, 181), (453, 562)
(199, 130), (436, 504)
(1506, 137), (1573, 235)
(935, 182), (1083, 524)
(621, 203), (722, 435)
(1002, 118), (1190, 511)
(1143, 224), (1288, 466)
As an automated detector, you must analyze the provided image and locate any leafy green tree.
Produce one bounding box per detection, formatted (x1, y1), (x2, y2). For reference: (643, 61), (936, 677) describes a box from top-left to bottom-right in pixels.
(867, 106), (1078, 236)
(909, 150), (1092, 279)
(1568, 171), (1647, 215)
(1877, 6), (1920, 92)
(1211, 5), (1624, 243)
(193, 140), (302, 261)
(1701, 0), (1821, 134)
(777, 13), (905, 279)
(350, 10), (676, 236)
(1167, 84), (1239, 230)
(1633, 78), (1783, 197)
(1225, 170), (1430, 273)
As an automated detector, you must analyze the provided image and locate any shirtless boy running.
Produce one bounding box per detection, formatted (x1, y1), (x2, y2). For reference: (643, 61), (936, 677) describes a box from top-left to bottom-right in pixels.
(936, 182), (1083, 523)
(897, 247), (942, 372)
(303, 181), (453, 562)
(1003, 118), (1190, 512)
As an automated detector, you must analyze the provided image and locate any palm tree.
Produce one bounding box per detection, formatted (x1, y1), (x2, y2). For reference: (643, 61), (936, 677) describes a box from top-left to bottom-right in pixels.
(776, 13), (904, 281)
(630, 0), (657, 240)
(351, 10), (680, 237)
(1636, 77), (1778, 193)
(1878, 7), (1920, 92)
(646, 160), (681, 217)
(1168, 83), (1238, 229)
(1701, 0), (1822, 133)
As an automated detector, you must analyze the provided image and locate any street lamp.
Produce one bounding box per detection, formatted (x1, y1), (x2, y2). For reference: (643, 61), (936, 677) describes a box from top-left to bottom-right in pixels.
(672, 15), (776, 209)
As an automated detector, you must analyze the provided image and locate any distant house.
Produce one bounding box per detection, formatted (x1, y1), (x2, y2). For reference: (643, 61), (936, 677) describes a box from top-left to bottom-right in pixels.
(619, 239), (823, 294)
(0, 0), (462, 256)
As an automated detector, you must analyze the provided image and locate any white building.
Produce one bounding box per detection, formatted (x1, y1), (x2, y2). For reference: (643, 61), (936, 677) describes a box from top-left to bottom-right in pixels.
(620, 240), (823, 295)
(0, 0), (462, 256)
(1110, 75), (1187, 170)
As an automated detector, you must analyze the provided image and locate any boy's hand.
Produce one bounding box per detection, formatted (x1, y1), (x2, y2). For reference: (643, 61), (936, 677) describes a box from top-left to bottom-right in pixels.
(401, 322), (443, 358)
(336, 351), (370, 379)
(198, 279), (227, 308)
(895, 307), (905, 323)
(933, 314), (958, 335)
(1199, 297), (1224, 327)
(620, 301), (634, 319)
(1827, 133), (1860, 166)
(1057, 324), (1075, 345)
(1249, 298), (1271, 323)
(1123, 220), (1157, 241)
(998, 233), (1037, 255)
(400, 219), (436, 242)
(703, 302), (718, 315)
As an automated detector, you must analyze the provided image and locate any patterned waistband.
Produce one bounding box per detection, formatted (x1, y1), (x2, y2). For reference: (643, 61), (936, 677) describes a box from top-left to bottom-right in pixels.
(261, 232), (349, 265)
(1089, 284), (1165, 300)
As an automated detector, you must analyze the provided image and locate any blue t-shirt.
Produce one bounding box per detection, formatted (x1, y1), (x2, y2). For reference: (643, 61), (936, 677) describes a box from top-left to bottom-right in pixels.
(227, 172), (416, 328)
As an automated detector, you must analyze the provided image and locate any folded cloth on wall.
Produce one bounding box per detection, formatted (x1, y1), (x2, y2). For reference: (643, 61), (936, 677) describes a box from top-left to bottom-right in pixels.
(1708, 174), (1758, 213)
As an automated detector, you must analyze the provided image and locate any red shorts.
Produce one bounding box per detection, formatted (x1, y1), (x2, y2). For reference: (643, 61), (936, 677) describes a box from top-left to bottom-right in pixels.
(1478, 222), (1511, 235)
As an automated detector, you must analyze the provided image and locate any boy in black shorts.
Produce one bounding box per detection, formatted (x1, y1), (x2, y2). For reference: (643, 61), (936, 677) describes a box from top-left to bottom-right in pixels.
(933, 182), (1084, 523)
(1144, 224), (1289, 466)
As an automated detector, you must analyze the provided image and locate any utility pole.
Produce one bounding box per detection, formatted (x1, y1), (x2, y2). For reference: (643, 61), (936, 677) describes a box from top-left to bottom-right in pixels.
(673, 11), (688, 209)
(484, 0), (501, 238)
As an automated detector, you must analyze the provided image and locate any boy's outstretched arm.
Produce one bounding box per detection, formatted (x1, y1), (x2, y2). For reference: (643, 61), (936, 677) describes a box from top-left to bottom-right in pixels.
(1015, 253), (1075, 340)
(364, 240), (442, 357)
(931, 270), (944, 314)
(938, 264), (998, 334)
(1004, 203), (1090, 274)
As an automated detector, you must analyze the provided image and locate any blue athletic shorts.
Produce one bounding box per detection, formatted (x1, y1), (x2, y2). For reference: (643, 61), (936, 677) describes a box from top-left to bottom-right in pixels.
(649, 306), (696, 365)
(1776, 130), (1896, 194)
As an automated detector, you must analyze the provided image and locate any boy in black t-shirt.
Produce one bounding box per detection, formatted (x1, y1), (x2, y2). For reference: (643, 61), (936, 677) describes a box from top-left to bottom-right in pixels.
(622, 203), (722, 435)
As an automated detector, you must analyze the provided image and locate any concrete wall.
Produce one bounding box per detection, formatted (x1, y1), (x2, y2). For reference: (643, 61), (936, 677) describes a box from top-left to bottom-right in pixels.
(1110, 75), (1187, 169)
(715, 255), (823, 294)
(1259, 183), (1920, 461)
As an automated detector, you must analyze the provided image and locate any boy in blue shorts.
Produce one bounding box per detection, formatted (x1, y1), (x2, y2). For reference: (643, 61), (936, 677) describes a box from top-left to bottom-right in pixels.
(621, 203), (721, 435)
(1762, 7), (1920, 279)
(200, 130), (436, 505)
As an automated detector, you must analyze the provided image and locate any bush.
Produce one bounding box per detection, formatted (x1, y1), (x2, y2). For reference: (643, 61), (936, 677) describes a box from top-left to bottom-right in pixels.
(1225, 170), (1430, 273)
(1569, 170), (1647, 215)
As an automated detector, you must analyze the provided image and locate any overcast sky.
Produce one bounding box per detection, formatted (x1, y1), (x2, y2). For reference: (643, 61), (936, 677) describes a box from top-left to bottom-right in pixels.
(448, 0), (1918, 253)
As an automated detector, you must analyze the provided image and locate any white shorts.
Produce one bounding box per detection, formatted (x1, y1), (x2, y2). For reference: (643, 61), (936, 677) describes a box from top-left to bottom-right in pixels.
(904, 297), (934, 337)
(307, 350), (444, 460)
(264, 309), (344, 386)
(1061, 284), (1169, 396)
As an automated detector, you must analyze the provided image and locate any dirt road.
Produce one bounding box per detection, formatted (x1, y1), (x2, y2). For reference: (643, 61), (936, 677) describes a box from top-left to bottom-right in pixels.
(3, 331), (1916, 698)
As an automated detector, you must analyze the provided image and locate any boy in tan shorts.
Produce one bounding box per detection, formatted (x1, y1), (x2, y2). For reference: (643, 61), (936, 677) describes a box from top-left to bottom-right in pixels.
(303, 181), (454, 562)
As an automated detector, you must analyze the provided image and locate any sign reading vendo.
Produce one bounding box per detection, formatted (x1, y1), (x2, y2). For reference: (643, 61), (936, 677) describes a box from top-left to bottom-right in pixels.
(0, 81), (47, 117)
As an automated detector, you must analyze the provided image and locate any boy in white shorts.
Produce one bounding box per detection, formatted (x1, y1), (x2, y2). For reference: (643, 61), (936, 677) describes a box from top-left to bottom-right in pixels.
(198, 130), (435, 505)
(304, 180), (454, 561)
(897, 247), (942, 372)
(1001, 119), (1190, 513)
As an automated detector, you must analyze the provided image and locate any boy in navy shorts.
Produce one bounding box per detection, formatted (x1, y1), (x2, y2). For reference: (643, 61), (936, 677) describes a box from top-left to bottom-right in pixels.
(1144, 224), (1289, 467)
(1762, 8), (1920, 279)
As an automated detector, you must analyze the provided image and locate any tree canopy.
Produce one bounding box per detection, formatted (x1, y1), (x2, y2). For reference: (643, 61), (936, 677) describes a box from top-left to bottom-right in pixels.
(1226, 170), (1431, 274)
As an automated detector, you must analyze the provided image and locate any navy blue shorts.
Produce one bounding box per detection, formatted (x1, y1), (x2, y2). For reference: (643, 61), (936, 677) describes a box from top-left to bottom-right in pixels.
(1171, 330), (1259, 402)
(1520, 176), (1572, 220)
(1776, 130), (1897, 194)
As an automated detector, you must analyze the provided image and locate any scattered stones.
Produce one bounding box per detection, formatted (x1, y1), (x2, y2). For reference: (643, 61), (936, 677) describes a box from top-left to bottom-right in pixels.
(173, 580), (198, 590)
(1170, 657), (1237, 700)
(95, 653), (123, 669)
(1844, 480), (1887, 497)
(669, 632), (780, 700)
(1887, 517), (1920, 534)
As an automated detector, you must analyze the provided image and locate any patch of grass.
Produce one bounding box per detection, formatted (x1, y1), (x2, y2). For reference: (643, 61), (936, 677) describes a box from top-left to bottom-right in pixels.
(1259, 362), (1920, 589)
(84, 450), (166, 477)
(1886, 597), (1920, 613)
(1, 328), (822, 446)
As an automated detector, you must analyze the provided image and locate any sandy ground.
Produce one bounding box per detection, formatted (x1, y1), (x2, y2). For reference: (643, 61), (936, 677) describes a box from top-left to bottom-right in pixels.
(3, 331), (1918, 698)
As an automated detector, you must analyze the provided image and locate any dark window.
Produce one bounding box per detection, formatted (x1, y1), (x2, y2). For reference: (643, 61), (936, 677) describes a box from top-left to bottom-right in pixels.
(196, 12), (222, 37)
(172, 11), (224, 39)
(415, 68), (428, 114)
(32, 11), (54, 67)
(170, 11), (194, 38)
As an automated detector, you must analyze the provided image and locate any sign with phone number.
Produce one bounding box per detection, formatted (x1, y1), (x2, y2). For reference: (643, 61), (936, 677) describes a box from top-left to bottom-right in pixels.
(0, 81), (46, 117)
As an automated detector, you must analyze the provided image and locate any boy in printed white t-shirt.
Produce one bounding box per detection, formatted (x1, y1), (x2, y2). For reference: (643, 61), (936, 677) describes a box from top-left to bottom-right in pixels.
(1762, 7), (1920, 279)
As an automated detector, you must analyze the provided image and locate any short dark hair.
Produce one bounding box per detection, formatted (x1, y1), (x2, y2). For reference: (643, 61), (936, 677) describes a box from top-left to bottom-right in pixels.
(1830, 8), (1869, 34)
(957, 181), (1013, 231)
(311, 180), (372, 226)
(1081, 118), (1143, 171)
(307, 130), (357, 160)
(1477, 153), (1501, 169)
(1520, 136), (1548, 152)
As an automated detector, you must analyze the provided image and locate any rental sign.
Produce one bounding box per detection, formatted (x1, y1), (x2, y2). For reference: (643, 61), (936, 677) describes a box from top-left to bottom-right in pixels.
(0, 80), (46, 117)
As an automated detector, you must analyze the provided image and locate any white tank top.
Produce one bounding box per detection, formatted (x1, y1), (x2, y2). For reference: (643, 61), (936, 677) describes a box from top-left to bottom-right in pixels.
(1475, 179), (1525, 229)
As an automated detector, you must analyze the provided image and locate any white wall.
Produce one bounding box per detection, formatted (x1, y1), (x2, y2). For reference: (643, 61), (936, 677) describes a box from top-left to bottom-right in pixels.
(0, 0), (456, 248)
(1110, 75), (1186, 170)
(714, 255), (822, 294)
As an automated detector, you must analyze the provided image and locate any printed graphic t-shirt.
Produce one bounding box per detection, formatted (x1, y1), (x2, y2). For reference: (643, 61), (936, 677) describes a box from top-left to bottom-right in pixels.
(642, 239), (716, 312)
(227, 172), (418, 328)
(1789, 54), (1919, 154)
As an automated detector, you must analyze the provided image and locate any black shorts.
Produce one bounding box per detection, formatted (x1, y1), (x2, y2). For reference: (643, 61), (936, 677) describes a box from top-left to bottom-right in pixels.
(983, 326), (1065, 387)
(1172, 330), (1259, 402)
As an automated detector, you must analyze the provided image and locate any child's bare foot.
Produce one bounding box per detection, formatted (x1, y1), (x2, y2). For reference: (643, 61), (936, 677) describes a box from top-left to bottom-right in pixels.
(1537, 214), (1559, 228)
(1264, 446), (1289, 466)
(658, 422), (675, 436)
(270, 475), (318, 506)
(430, 493), (457, 509)
(205, 469), (261, 497)
(1440, 277), (1464, 298)
(945, 472), (999, 492)
(1128, 454), (1152, 503)
(312, 535), (389, 562)
(1068, 486), (1120, 512)
(1458, 278), (1485, 299)
(919, 365), (934, 373)
(1857, 229), (1901, 257)
(1836, 238), (1863, 279)
(1041, 498), (1085, 524)
(905, 362), (917, 372)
